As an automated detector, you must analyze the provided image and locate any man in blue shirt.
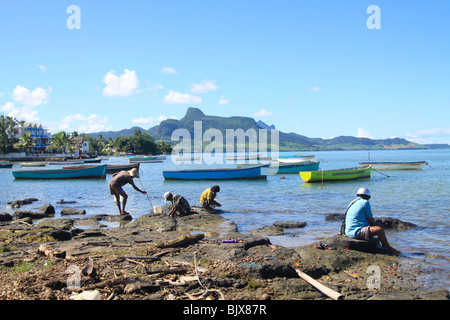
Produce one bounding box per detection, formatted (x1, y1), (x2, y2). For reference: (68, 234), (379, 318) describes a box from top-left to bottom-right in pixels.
(344, 188), (401, 256)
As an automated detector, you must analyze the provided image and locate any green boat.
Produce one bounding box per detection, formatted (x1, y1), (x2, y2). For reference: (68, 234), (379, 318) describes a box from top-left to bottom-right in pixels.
(300, 165), (372, 183)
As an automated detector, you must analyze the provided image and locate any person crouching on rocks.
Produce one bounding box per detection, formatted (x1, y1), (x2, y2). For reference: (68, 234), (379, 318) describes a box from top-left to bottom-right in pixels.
(200, 185), (222, 212)
(344, 187), (401, 256)
(109, 168), (147, 215)
(164, 192), (191, 217)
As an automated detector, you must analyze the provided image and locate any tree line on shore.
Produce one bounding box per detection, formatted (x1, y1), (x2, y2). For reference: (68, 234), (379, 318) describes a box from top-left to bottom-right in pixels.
(0, 115), (172, 155)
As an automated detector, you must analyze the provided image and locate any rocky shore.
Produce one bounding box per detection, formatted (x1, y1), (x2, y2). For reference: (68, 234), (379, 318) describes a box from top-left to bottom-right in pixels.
(0, 201), (448, 301)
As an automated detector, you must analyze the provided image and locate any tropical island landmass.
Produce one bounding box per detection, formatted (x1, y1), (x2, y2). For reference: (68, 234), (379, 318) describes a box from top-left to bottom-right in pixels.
(89, 107), (449, 152)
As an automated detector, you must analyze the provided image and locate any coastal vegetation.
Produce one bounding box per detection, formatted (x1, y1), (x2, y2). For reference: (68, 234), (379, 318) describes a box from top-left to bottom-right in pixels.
(0, 115), (172, 155)
(0, 115), (19, 154)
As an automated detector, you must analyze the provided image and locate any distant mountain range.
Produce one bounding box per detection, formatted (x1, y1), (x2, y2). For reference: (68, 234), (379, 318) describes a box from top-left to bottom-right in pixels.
(89, 107), (449, 151)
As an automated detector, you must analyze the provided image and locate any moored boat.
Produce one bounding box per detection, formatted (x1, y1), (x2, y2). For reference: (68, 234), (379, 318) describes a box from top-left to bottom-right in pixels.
(12, 164), (107, 179)
(269, 161), (320, 174)
(163, 165), (268, 180)
(83, 158), (102, 163)
(20, 162), (47, 167)
(129, 156), (164, 163)
(48, 160), (84, 165)
(237, 160), (320, 174)
(274, 155), (317, 164)
(225, 154), (261, 161)
(0, 163), (13, 168)
(358, 161), (427, 170)
(105, 163), (140, 174)
(300, 165), (372, 183)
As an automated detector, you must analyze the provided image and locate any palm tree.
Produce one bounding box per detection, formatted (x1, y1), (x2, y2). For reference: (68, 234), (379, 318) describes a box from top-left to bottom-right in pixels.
(46, 131), (70, 154)
(13, 132), (36, 153)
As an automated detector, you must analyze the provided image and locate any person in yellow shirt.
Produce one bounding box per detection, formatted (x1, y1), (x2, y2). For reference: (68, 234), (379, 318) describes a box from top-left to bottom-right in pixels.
(200, 185), (221, 211)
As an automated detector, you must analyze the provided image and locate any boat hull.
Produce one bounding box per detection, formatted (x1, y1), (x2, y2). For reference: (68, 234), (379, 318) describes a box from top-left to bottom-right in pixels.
(48, 160), (84, 165)
(274, 155), (317, 164)
(106, 163), (140, 174)
(358, 161), (427, 170)
(21, 162), (47, 167)
(83, 158), (102, 163)
(269, 161), (320, 174)
(129, 156), (164, 163)
(13, 164), (107, 179)
(0, 163), (13, 168)
(300, 165), (372, 183)
(163, 165), (268, 180)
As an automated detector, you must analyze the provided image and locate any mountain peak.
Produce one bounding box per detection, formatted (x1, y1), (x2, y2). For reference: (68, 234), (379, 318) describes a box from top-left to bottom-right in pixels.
(183, 107), (205, 120)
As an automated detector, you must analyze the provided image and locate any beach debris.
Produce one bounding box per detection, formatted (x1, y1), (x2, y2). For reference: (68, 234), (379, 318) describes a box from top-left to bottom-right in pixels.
(157, 233), (205, 248)
(38, 244), (66, 259)
(82, 257), (97, 278)
(295, 269), (344, 300)
(70, 290), (102, 300)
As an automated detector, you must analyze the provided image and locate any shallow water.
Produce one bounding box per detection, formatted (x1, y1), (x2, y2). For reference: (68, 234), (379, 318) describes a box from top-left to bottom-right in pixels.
(1, 149), (449, 290)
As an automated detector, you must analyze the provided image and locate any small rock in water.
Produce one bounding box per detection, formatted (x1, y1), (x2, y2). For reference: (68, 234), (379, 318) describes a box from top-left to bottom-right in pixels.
(61, 208), (86, 216)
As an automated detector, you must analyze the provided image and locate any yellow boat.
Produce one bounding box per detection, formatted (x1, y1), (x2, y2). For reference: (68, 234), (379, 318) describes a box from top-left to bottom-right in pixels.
(300, 165), (372, 183)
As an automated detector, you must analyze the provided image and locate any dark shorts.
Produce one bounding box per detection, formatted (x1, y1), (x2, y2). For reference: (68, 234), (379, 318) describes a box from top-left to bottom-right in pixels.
(356, 226), (370, 241)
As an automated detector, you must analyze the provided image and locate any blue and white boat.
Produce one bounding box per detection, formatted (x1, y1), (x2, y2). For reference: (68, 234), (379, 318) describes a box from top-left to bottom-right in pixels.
(163, 165), (268, 180)
(269, 161), (320, 174)
(0, 162), (13, 168)
(12, 164), (107, 180)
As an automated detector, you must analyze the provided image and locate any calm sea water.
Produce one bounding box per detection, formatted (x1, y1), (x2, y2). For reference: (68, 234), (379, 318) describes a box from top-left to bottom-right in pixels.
(1, 149), (449, 290)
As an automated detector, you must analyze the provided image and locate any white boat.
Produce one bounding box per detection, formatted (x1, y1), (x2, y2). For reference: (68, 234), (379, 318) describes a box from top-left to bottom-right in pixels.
(48, 160), (84, 165)
(21, 162), (47, 167)
(129, 155), (165, 163)
(358, 161), (428, 170)
(225, 154), (261, 161)
(274, 155), (317, 164)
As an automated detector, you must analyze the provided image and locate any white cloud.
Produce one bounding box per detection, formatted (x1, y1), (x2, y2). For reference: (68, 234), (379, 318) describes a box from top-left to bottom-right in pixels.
(147, 82), (164, 91)
(160, 67), (178, 74)
(253, 109), (272, 117)
(401, 128), (450, 145)
(132, 115), (177, 125)
(218, 96), (229, 105)
(163, 90), (202, 104)
(190, 80), (218, 93)
(309, 86), (322, 92)
(59, 113), (109, 133)
(7, 106), (39, 122)
(357, 128), (373, 139)
(37, 65), (47, 72)
(0, 102), (15, 113)
(13, 85), (50, 107)
(0, 85), (51, 122)
(102, 69), (140, 97)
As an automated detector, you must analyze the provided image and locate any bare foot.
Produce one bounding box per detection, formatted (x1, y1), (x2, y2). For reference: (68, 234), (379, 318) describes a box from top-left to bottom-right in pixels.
(389, 248), (401, 256)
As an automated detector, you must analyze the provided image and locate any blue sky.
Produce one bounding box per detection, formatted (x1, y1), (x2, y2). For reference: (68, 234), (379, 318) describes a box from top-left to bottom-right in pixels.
(0, 0), (449, 144)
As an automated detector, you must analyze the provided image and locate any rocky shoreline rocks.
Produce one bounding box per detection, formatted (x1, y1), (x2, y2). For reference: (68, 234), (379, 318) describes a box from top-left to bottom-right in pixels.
(0, 201), (448, 300)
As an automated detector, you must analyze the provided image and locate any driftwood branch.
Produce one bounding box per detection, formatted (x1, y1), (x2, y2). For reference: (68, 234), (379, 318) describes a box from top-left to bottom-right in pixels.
(295, 269), (344, 300)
